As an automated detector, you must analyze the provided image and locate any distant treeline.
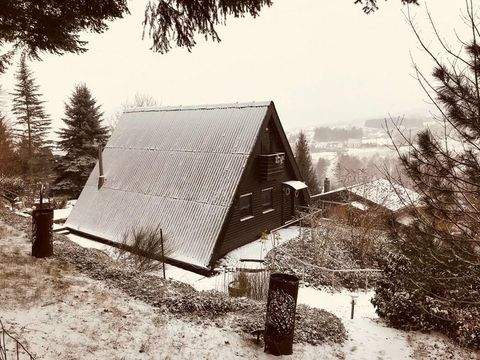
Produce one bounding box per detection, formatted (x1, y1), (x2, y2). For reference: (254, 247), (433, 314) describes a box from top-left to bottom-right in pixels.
(364, 117), (426, 129)
(313, 127), (363, 142)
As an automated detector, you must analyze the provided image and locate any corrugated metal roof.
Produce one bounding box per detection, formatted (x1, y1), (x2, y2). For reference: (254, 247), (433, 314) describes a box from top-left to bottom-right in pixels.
(65, 101), (271, 268)
(349, 179), (420, 212)
(318, 178), (420, 212)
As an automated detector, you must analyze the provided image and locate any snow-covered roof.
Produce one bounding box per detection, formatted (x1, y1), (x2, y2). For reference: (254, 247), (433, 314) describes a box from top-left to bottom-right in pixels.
(283, 180), (308, 190)
(319, 179), (420, 212)
(349, 179), (420, 212)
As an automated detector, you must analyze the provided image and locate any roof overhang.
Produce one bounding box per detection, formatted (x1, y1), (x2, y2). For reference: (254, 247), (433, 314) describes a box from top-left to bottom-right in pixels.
(282, 180), (308, 191)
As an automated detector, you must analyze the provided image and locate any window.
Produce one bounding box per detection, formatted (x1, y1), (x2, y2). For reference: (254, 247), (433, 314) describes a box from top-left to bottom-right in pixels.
(261, 187), (274, 213)
(239, 193), (253, 220)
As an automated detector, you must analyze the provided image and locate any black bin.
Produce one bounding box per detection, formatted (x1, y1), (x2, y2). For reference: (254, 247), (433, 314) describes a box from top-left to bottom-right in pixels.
(264, 273), (299, 356)
(31, 204), (54, 258)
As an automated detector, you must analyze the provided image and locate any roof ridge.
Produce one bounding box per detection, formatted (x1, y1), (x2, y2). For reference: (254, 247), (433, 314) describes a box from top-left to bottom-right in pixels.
(124, 101), (272, 114)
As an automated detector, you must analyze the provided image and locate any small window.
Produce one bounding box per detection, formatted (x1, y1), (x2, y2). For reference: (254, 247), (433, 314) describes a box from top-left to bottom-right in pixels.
(261, 188), (274, 213)
(239, 193), (253, 220)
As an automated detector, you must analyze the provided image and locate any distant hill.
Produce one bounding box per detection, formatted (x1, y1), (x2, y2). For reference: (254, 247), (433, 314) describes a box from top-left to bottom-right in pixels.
(313, 126), (363, 142)
(364, 117), (426, 129)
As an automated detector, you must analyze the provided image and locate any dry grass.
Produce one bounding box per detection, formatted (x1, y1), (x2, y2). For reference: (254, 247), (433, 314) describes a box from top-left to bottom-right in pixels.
(0, 235), (74, 309)
(115, 226), (173, 273)
(229, 270), (270, 301)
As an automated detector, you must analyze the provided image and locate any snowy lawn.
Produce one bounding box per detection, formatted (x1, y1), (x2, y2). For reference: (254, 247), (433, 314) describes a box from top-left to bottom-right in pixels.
(0, 218), (345, 359)
(21, 219), (480, 359)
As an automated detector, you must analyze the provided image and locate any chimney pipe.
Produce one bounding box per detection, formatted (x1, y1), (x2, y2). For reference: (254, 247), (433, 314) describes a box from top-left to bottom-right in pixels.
(98, 144), (106, 189)
(323, 177), (330, 193)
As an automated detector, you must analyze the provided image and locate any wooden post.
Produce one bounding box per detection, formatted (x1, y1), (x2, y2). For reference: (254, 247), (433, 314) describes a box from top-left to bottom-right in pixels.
(351, 298), (355, 319)
(160, 228), (166, 279)
(350, 295), (358, 319)
(98, 144), (105, 189)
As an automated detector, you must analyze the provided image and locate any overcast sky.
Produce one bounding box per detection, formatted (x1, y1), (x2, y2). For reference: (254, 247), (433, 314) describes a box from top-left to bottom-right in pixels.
(0, 0), (469, 131)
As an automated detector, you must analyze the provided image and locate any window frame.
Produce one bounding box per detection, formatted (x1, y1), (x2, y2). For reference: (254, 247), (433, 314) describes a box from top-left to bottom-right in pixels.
(261, 187), (274, 214)
(239, 193), (254, 221)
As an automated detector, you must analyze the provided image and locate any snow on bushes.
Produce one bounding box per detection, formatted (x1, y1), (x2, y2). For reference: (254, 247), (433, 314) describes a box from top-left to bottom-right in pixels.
(265, 219), (386, 290)
(372, 229), (480, 350)
(236, 304), (346, 345)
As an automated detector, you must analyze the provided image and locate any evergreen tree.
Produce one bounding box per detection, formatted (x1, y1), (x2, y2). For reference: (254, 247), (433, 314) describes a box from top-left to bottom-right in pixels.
(373, 3), (480, 349)
(0, 115), (17, 176)
(11, 54), (52, 177)
(54, 84), (109, 197)
(294, 131), (320, 194)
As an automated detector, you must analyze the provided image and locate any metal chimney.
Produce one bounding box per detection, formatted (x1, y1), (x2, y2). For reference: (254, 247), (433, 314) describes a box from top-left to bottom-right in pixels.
(98, 144), (106, 189)
(323, 177), (330, 193)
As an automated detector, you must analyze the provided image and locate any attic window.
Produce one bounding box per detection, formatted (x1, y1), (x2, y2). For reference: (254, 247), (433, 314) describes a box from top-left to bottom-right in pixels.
(261, 187), (274, 213)
(239, 193), (253, 221)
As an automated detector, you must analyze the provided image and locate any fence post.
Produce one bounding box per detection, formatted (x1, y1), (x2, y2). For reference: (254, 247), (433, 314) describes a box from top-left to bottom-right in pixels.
(31, 203), (54, 258)
(264, 273), (299, 356)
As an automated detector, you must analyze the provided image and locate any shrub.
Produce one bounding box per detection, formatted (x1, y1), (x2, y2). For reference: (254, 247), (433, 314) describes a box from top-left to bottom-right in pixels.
(266, 219), (385, 290)
(0, 176), (26, 208)
(115, 226), (172, 273)
(372, 228), (480, 349)
(50, 196), (69, 210)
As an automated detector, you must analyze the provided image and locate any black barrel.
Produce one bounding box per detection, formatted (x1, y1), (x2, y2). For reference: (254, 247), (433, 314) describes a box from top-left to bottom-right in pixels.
(31, 204), (54, 258)
(264, 273), (299, 355)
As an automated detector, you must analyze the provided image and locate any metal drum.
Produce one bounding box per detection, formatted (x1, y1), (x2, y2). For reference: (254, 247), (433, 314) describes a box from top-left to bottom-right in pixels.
(31, 204), (54, 258)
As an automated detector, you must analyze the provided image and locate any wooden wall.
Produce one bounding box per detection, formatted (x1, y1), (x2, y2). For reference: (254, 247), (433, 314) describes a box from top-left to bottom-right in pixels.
(213, 116), (303, 260)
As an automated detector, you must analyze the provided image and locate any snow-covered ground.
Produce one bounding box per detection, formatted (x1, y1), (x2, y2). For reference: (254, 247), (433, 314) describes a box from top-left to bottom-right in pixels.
(220, 226), (301, 266)
(64, 224), (303, 293)
(2, 215), (479, 359)
(35, 212), (480, 359)
(53, 200), (76, 222)
(13, 199), (75, 223)
(298, 287), (478, 359)
(1, 219), (332, 360)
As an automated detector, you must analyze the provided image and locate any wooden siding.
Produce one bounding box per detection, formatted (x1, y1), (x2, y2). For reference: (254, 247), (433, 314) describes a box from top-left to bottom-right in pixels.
(212, 115), (304, 261)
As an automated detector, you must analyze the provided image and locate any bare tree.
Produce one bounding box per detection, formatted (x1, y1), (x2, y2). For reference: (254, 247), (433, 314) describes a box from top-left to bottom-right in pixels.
(109, 92), (160, 130)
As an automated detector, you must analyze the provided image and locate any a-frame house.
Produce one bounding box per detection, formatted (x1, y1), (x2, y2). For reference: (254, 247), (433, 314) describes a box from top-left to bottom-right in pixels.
(66, 101), (309, 274)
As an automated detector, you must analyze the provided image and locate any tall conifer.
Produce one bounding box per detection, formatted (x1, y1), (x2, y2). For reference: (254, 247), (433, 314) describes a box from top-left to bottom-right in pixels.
(294, 131), (320, 194)
(54, 84), (109, 197)
(11, 54), (51, 176)
(0, 115), (17, 176)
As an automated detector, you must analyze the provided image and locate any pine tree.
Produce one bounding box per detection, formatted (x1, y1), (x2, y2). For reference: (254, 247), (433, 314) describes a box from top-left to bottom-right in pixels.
(53, 84), (109, 197)
(11, 54), (51, 177)
(294, 131), (320, 194)
(0, 115), (17, 176)
(372, 2), (480, 349)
